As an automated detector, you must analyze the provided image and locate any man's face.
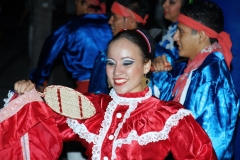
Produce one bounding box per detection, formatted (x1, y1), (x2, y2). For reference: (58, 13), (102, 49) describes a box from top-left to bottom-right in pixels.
(108, 13), (126, 36)
(75, 0), (89, 15)
(173, 23), (199, 60)
(108, 12), (137, 36)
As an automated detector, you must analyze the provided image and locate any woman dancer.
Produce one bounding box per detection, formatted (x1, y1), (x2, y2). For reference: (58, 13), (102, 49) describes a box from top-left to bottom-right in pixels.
(1, 29), (216, 159)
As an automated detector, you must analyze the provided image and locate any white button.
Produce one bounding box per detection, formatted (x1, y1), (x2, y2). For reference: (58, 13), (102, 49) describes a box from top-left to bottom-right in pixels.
(104, 156), (108, 160)
(108, 135), (114, 140)
(116, 113), (122, 118)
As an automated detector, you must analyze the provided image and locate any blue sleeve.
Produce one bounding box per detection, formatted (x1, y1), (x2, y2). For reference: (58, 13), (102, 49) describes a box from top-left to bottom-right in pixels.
(61, 16), (112, 81)
(154, 43), (187, 78)
(29, 25), (68, 87)
(150, 44), (183, 100)
(30, 14), (112, 87)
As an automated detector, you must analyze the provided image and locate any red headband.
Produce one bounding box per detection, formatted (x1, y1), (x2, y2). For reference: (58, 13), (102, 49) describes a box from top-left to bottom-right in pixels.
(111, 2), (148, 25)
(178, 14), (232, 69)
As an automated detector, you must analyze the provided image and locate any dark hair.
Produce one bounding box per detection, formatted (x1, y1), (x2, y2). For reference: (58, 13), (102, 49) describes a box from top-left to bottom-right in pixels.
(180, 1), (224, 43)
(108, 28), (155, 63)
(115, 0), (150, 28)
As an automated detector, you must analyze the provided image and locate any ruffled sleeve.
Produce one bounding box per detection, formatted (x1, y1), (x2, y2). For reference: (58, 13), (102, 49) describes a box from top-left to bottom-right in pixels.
(0, 89), (62, 160)
(30, 23), (68, 87)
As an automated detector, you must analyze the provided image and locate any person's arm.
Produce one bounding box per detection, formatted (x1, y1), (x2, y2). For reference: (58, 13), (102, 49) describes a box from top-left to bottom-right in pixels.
(169, 115), (217, 159)
(149, 69), (177, 101)
(29, 25), (68, 89)
(150, 44), (180, 100)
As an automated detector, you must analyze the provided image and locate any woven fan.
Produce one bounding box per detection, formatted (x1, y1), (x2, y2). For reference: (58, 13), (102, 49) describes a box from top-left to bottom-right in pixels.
(42, 85), (96, 120)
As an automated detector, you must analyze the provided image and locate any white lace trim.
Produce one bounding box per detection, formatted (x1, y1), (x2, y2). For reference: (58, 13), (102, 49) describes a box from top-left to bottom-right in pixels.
(109, 87), (152, 105)
(3, 90), (15, 107)
(111, 108), (192, 159)
(91, 88), (152, 160)
(66, 118), (97, 143)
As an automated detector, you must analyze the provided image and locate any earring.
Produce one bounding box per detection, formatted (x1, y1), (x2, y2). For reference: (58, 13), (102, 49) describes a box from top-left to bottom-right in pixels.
(141, 75), (150, 89)
(107, 79), (112, 88)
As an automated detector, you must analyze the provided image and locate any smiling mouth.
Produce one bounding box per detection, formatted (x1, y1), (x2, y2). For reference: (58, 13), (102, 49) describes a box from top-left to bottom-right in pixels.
(177, 44), (182, 49)
(114, 79), (127, 86)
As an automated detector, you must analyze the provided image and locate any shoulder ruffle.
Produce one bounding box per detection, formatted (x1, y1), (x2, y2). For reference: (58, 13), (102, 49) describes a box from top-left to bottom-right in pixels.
(111, 103), (192, 159)
(119, 99), (190, 138)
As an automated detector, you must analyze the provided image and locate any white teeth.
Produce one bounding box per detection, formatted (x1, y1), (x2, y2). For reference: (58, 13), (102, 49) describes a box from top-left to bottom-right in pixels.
(115, 79), (127, 83)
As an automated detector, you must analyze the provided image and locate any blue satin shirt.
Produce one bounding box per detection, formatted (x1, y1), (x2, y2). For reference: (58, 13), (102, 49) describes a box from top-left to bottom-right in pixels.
(30, 14), (112, 87)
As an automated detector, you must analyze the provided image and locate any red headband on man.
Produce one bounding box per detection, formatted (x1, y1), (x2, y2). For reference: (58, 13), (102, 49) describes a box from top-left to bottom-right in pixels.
(178, 14), (232, 69)
(111, 2), (148, 25)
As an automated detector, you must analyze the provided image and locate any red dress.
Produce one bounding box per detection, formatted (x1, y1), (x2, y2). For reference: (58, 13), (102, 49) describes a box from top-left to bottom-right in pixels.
(54, 87), (217, 159)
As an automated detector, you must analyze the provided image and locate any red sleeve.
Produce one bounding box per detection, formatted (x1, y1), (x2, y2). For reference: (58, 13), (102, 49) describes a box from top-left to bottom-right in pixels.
(0, 101), (63, 160)
(169, 115), (217, 159)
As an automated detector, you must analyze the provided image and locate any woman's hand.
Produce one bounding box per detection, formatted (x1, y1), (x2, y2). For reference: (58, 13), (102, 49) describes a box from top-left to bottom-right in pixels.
(14, 80), (36, 95)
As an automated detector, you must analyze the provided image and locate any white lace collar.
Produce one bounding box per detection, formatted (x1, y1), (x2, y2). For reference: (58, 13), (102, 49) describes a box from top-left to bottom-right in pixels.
(91, 88), (152, 159)
(109, 87), (152, 105)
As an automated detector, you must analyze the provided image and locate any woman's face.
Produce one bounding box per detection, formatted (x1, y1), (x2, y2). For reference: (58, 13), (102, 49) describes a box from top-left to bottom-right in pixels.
(106, 38), (151, 94)
(162, 0), (182, 22)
